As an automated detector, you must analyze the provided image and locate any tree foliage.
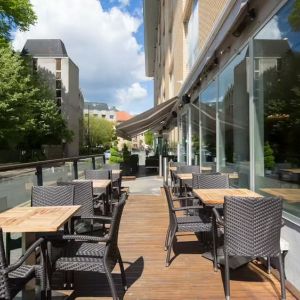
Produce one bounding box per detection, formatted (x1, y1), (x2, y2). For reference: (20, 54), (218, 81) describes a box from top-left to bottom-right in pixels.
(0, 0), (36, 45)
(0, 46), (73, 150)
(84, 116), (116, 148)
(144, 130), (154, 146)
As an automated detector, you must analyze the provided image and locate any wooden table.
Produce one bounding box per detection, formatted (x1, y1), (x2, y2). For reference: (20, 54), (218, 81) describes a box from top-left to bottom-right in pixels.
(261, 188), (300, 203)
(169, 166), (212, 172)
(280, 168), (300, 174)
(193, 188), (262, 205)
(0, 205), (80, 232)
(176, 172), (239, 181)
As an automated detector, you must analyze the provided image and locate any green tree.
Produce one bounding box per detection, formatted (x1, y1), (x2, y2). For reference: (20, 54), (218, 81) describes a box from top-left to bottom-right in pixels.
(0, 46), (72, 152)
(0, 0), (36, 46)
(144, 130), (154, 147)
(84, 116), (115, 148)
(289, 0), (300, 31)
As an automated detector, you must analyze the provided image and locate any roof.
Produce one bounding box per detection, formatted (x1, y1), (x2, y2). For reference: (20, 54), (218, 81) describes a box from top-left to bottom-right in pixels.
(116, 111), (133, 122)
(22, 39), (68, 57)
(84, 102), (109, 111)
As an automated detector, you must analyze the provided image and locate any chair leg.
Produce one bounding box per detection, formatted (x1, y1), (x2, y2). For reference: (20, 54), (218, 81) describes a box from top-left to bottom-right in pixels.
(267, 256), (271, 274)
(166, 229), (176, 267)
(212, 217), (218, 272)
(164, 225), (170, 251)
(278, 254), (286, 300)
(224, 253), (230, 300)
(104, 265), (118, 300)
(118, 251), (127, 291)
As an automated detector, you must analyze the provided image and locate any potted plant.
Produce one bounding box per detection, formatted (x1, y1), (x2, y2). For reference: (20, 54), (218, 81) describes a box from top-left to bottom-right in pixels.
(264, 142), (275, 175)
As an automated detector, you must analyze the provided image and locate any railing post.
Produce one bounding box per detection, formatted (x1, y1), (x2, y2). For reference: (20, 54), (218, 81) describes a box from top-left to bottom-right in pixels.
(92, 157), (96, 170)
(159, 154), (163, 177)
(73, 160), (78, 179)
(35, 166), (43, 186)
(163, 157), (168, 184)
(102, 154), (105, 165)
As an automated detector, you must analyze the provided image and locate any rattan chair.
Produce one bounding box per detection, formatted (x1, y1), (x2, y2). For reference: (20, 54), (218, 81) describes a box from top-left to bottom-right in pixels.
(85, 169), (111, 180)
(177, 165), (200, 174)
(213, 196), (286, 300)
(0, 228), (46, 299)
(47, 193), (128, 300)
(102, 166), (122, 197)
(57, 181), (109, 232)
(103, 164), (120, 170)
(169, 161), (186, 167)
(192, 173), (229, 189)
(163, 184), (211, 267)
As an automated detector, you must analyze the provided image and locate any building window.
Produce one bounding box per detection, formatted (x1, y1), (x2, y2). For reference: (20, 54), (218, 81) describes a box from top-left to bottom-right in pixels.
(56, 90), (61, 98)
(191, 97), (200, 165)
(33, 58), (38, 72)
(102, 114), (106, 118)
(56, 58), (61, 70)
(56, 80), (61, 89)
(186, 0), (199, 70)
(56, 98), (62, 106)
(110, 115), (114, 119)
(253, 0), (300, 218)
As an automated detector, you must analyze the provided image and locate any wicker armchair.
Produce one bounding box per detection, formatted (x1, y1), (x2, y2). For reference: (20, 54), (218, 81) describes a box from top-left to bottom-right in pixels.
(192, 173), (229, 189)
(102, 166), (122, 197)
(177, 165), (200, 174)
(213, 196), (286, 300)
(0, 229), (46, 299)
(103, 164), (120, 170)
(163, 184), (211, 267)
(85, 169), (111, 180)
(47, 193), (128, 300)
(57, 181), (110, 233)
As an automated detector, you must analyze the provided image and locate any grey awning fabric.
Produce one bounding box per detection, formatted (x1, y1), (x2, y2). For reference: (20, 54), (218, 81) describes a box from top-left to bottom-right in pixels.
(116, 97), (178, 139)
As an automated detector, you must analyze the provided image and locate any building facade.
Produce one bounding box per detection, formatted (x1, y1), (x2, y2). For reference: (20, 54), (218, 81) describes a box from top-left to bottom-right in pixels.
(144, 0), (300, 291)
(84, 102), (117, 121)
(22, 39), (83, 157)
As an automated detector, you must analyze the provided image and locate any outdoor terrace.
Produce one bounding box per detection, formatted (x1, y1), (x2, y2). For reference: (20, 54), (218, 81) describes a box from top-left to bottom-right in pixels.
(49, 189), (296, 299)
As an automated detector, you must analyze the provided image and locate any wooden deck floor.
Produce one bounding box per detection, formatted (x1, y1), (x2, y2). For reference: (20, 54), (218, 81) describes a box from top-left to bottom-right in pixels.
(56, 192), (296, 299)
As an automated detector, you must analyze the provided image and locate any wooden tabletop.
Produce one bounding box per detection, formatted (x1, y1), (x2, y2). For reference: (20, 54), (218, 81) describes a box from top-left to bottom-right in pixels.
(193, 188), (262, 205)
(176, 172), (239, 180)
(280, 168), (300, 174)
(0, 206), (80, 233)
(261, 188), (300, 203)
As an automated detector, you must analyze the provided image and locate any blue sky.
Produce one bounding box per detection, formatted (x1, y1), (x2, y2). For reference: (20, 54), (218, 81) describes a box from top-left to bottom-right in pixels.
(13, 0), (154, 115)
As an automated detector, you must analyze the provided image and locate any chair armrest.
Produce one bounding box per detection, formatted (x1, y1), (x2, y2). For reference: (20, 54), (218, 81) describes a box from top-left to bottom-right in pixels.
(93, 193), (104, 201)
(173, 205), (203, 212)
(62, 234), (109, 243)
(212, 207), (224, 226)
(82, 215), (112, 222)
(4, 238), (45, 274)
(281, 218), (285, 227)
(172, 196), (197, 201)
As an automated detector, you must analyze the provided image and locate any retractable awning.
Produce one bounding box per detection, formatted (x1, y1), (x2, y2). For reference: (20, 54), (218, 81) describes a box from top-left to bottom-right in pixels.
(116, 96), (178, 139)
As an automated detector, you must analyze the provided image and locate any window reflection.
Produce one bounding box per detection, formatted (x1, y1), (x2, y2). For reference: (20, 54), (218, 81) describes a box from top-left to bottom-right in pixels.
(218, 47), (250, 187)
(200, 81), (217, 171)
(254, 0), (300, 217)
(191, 98), (200, 165)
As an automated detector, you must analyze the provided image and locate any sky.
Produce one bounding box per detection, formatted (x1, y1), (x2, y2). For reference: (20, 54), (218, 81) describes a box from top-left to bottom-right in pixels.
(13, 0), (154, 115)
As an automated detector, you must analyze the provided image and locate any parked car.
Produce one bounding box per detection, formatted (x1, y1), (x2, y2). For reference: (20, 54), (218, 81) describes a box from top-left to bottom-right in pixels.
(104, 150), (111, 160)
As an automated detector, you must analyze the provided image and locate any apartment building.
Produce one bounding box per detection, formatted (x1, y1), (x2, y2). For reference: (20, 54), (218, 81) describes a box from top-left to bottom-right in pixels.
(142, 0), (300, 292)
(84, 102), (117, 121)
(22, 39), (83, 157)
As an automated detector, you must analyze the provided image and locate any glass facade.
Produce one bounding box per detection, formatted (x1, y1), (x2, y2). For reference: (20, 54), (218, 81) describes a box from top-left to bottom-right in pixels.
(177, 0), (300, 218)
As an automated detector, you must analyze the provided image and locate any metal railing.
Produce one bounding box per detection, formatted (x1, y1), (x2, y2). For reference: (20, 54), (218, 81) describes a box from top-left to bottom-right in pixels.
(0, 154), (105, 186)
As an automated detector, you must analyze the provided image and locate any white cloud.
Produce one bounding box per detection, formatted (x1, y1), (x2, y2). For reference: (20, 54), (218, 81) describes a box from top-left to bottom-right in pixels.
(13, 0), (150, 112)
(256, 16), (282, 40)
(118, 0), (130, 7)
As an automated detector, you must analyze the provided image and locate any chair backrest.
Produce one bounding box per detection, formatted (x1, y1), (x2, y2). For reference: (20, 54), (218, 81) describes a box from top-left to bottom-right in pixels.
(170, 161), (186, 167)
(224, 196), (282, 257)
(106, 193), (127, 259)
(0, 228), (9, 299)
(177, 165), (200, 173)
(57, 181), (94, 217)
(163, 184), (177, 227)
(192, 173), (229, 189)
(85, 169), (111, 180)
(31, 186), (74, 207)
(103, 164), (120, 170)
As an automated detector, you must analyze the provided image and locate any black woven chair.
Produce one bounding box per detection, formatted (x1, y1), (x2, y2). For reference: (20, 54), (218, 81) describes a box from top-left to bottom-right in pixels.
(102, 166), (122, 197)
(177, 165), (200, 174)
(57, 181), (110, 233)
(169, 162), (186, 167)
(213, 196), (286, 300)
(192, 173), (229, 189)
(85, 169), (111, 180)
(103, 164), (120, 170)
(163, 184), (211, 267)
(47, 193), (128, 300)
(0, 228), (46, 299)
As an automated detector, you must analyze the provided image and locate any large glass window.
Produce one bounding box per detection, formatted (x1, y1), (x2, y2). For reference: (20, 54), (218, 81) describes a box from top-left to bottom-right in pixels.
(191, 98), (200, 164)
(218, 47), (250, 187)
(180, 111), (189, 163)
(200, 81), (217, 171)
(187, 0), (199, 70)
(254, 0), (300, 217)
